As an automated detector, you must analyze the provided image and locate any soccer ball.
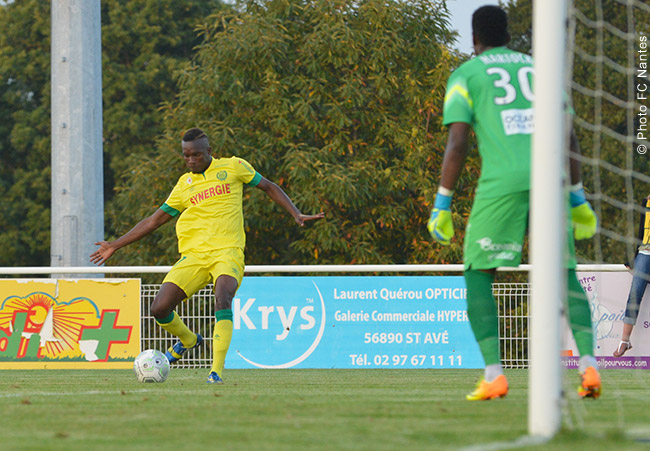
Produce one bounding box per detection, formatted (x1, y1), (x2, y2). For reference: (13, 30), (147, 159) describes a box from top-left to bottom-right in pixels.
(133, 349), (170, 383)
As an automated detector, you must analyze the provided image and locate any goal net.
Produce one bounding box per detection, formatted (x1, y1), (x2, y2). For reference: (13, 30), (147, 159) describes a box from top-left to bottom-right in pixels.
(560, 0), (650, 439)
(568, 0), (650, 264)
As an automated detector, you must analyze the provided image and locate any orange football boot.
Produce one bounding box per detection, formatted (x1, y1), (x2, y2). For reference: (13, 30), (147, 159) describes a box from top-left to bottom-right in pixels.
(466, 374), (509, 401)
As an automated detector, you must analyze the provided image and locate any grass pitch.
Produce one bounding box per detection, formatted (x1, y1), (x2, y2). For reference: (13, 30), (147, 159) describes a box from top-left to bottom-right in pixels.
(1, 368), (649, 450)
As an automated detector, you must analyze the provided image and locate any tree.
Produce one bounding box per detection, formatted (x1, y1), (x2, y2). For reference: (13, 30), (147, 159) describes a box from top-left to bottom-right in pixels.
(0, 0), (226, 267)
(109, 0), (466, 267)
(101, 0), (226, 187)
(0, 0), (51, 266)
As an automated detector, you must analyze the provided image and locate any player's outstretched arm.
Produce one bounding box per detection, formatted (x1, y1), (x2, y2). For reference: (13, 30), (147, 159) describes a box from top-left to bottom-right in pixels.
(90, 209), (173, 266)
(255, 177), (325, 226)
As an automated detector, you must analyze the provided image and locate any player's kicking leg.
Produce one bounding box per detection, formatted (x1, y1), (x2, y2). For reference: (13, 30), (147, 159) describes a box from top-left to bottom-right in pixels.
(151, 282), (204, 363)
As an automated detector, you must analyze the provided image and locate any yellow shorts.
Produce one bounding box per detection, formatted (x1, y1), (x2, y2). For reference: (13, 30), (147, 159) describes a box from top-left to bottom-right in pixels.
(162, 247), (245, 299)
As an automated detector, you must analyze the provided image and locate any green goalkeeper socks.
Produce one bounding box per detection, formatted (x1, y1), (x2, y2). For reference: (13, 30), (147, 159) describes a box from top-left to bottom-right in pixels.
(464, 270), (501, 366)
(464, 269), (594, 368)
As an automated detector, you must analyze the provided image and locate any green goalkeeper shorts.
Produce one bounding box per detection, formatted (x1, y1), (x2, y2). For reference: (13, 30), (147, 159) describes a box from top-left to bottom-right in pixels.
(463, 190), (577, 270)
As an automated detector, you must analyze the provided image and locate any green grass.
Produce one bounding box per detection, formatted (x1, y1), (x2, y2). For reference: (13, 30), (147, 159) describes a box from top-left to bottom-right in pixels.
(1, 369), (649, 450)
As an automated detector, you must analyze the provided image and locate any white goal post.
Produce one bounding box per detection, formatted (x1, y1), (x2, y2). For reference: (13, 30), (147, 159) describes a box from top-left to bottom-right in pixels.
(529, 0), (569, 439)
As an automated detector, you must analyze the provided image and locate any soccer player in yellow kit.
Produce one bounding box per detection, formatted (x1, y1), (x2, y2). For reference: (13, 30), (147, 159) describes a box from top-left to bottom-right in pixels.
(91, 128), (324, 383)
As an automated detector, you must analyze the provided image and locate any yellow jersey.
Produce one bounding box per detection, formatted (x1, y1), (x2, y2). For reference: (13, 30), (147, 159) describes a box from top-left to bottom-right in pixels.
(160, 156), (261, 254)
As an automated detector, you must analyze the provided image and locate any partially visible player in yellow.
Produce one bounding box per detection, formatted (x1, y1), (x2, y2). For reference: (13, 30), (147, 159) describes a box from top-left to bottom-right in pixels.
(91, 128), (324, 383)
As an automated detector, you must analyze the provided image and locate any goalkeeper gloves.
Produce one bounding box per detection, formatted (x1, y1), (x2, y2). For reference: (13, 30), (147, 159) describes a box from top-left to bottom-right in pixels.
(570, 182), (597, 240)
(427, 188), (454, 245)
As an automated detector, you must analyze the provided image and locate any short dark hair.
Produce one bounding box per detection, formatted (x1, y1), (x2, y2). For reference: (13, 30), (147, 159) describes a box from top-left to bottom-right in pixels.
(182, 127), (208, 142)
(472, 5), (510, 47)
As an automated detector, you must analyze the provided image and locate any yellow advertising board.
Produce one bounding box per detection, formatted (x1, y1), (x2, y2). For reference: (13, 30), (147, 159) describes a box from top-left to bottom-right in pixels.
(0, 279), (140, 369)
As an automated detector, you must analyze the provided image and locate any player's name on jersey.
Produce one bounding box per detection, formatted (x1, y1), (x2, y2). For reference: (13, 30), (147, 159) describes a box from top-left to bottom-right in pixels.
(478, 52), (533, 65)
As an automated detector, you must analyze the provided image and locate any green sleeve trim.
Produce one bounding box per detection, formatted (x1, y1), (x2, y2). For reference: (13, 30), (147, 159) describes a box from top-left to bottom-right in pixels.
(246, 172), (262, 187)
(444, 84), (473, 109)
(160, 203), (180, 217)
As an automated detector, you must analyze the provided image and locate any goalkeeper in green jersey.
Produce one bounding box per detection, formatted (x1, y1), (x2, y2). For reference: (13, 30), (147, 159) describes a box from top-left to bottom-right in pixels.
(91, 128), (324, 384)
(428, 5), (601, 400)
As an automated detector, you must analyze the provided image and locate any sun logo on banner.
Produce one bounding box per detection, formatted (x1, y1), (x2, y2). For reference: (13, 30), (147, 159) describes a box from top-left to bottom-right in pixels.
(0, 292), (100, 360)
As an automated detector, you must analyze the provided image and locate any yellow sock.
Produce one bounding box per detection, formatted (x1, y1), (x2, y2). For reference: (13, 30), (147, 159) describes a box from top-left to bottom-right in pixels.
(212, 309), (233, 377)
(156, 311), (196, 347)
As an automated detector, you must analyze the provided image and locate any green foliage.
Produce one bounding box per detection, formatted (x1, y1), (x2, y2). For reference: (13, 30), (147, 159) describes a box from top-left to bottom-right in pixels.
(0, 0), (225, 266)
(112, 0), (463, 266)
(3, 0), (645, 269)
(101, 0), (226, 189)
(0, 0), (51, 266)
(502, 0), (532, 54)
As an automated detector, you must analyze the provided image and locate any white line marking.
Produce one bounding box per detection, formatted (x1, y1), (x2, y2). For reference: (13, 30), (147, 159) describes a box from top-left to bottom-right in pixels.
(461, 435), (549, 451)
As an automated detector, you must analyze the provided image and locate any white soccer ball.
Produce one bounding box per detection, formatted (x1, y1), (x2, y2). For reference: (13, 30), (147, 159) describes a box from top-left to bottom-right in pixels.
(133, 349), (170, 383)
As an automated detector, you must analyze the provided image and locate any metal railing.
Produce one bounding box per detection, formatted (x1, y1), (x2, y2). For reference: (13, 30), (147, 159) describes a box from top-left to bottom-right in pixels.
(1, 264), (626, 369)
(0, 264), (625, 275)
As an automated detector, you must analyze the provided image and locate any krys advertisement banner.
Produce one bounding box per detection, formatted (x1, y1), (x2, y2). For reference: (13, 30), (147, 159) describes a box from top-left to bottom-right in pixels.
(0, 279), (140, 369)
(226, 276), (483, 369)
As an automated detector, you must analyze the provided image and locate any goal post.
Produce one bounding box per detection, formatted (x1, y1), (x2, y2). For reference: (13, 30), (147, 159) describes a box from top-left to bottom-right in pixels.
(529, 0), (650, 438)
(529, 0), (568, 438)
